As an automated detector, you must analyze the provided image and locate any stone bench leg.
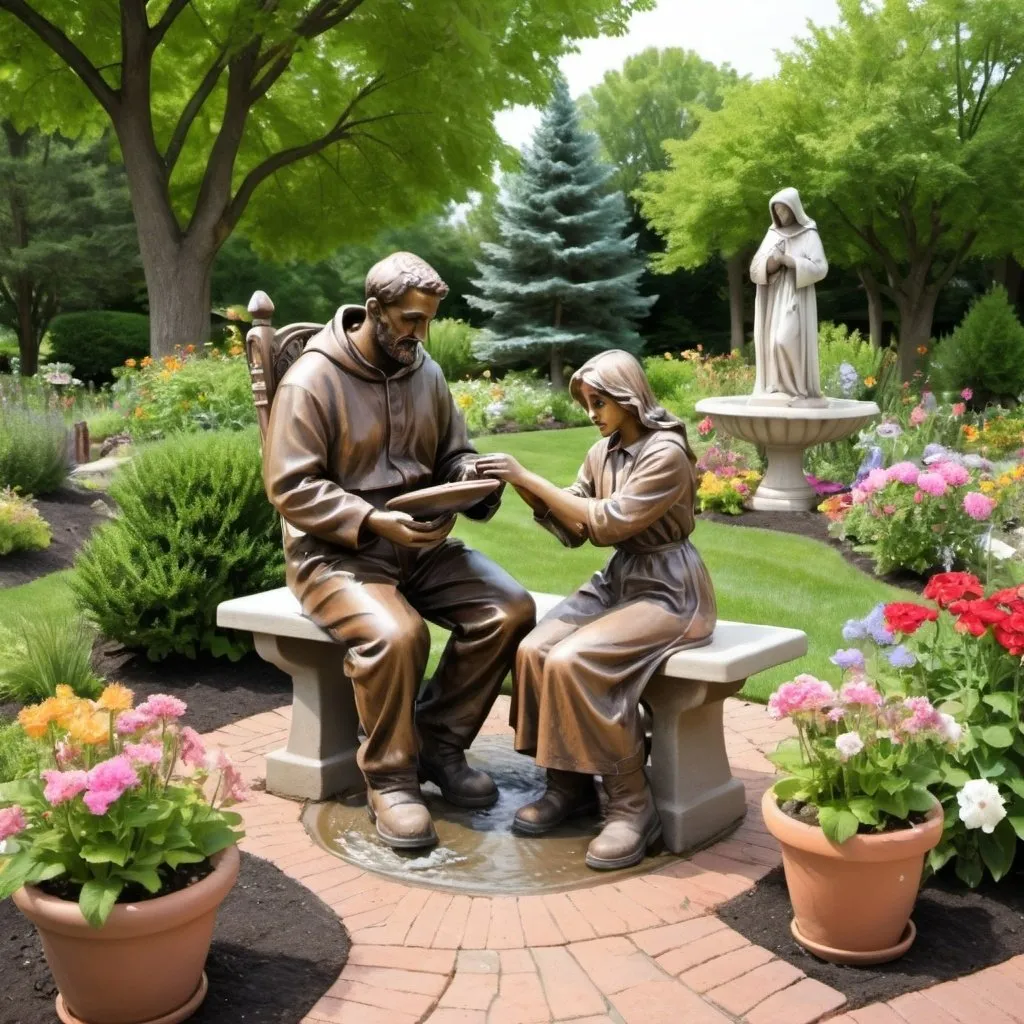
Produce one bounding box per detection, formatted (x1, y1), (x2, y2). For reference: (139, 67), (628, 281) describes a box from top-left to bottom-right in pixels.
(643, 674), (747, 854)
(253, 633), (363, 801)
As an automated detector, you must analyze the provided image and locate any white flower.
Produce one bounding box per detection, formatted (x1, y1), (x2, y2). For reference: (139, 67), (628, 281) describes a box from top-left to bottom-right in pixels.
(835, 732), (864, 762)
(957, 779), (1006, 834)
(939, 713), (962, 745)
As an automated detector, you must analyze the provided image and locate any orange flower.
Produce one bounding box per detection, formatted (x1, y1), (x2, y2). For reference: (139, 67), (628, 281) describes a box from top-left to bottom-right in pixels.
(97, 683), (134, 713)
(184, 344), (196, 354)
(864, 376), (876, 387)
(124, 358), (137, 368)
(916, 345), (928, 355)
(140, 356), (152, 368)
(18, 700), (58, 739)
(228, 344), (244, 357)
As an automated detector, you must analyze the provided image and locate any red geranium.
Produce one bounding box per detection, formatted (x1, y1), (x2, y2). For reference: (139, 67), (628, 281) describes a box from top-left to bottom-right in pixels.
(884, 602), (939, 635)
(994, 611), (1024, 656)
(923, 572), (984, 608)
(947, 598), (1008, 637)
(990, 585), (1024, 608)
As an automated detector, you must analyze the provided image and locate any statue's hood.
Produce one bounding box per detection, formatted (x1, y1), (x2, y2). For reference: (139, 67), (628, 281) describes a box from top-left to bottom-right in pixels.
(769, 187), (816, 234)
(304, 304), (424, 382)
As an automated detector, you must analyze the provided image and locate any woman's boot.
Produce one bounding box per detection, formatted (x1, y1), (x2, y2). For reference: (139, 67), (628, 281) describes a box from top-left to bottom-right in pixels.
(586, 769), (661, 870)
(513, 769), (598, 835)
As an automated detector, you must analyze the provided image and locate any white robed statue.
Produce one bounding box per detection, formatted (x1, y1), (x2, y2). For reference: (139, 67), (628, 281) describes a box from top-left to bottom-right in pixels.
(749, 187), (828, 405)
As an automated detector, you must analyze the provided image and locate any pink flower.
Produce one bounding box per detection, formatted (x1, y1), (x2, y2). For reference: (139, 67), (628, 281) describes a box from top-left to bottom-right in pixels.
(917, 472), (947, 497)
(901, 696), (943, 735)
(219, 761), (251, 805)
(914, 490), (924, 504)
(137, 695), (187, 721)
(827, 707), (845, 722)
(55, 740), (80, 768)
(852, 487), (869, 505)
(889, 462), (920, 485)
(767, 675), (836, 720)
(179, 727), (207, 768)
(951, 402), (966, 417)
(861, 468), (890, 494)
(0, 805), (27, 841)
(882, 504), (896, 515)
(963, 491), (997, 521)
(735, 482), (749, 495)
(116, 708), (157, 736)
(961, 388), (973, 400)
(910, 405), (927, 427)
(934, 462), (969, 486)
(697, 416), (714, 436)
(41, 769), (89, 806)
(840, 681), (884, 707)
(123, 742), (164, 767)
(83, 755), (140, 815)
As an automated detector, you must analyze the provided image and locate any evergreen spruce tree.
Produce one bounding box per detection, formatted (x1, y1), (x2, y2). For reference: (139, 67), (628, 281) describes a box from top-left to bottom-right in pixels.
(469, 78), (654, 387)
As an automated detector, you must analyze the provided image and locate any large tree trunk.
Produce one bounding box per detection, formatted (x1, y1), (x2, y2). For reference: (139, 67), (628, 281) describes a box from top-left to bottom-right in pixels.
(895, 287), (940, 381)
(142, 244), (216, 358)
(549, 344), (565, 390)
(14, 278), (38, 376)
(726, 251), (745, 352)
(858, 267), (885, 347)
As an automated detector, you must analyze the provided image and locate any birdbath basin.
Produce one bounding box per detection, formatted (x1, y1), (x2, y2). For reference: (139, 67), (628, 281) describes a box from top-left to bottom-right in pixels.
(695, 395), (879, 511)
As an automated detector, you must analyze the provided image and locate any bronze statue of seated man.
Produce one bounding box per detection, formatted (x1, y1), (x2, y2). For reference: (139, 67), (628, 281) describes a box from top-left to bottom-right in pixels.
(262, 252), (534, 850)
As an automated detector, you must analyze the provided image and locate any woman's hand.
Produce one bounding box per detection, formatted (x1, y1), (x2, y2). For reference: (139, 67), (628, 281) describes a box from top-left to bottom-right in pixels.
(778, 252), (796, 269)
(475, 453), (528, 488)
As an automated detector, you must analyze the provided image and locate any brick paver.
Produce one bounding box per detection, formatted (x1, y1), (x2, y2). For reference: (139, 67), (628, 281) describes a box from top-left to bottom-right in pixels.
(205, 696), (1023, 1024)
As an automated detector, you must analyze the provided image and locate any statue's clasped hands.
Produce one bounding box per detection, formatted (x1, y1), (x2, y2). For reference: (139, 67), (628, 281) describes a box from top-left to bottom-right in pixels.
(475, 453), (529, 488)
(766, 249), (797, 275)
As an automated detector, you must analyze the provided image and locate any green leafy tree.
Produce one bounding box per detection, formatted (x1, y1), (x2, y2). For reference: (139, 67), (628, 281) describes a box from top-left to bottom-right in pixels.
(469, 78), (654, 387)
(0, 123), (139, 375)
(0, 0), (652, 358)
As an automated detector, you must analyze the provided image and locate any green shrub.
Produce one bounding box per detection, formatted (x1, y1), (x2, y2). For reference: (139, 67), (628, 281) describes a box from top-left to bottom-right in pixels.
(0, 615), (102, 703)
(0, 720), (34, 784)
(48, 311), (151, 385)
(73, 428), (285, 660)
(931, 286), (1024, 404)
(0, 409), (68, 495)
(85, 409), (129, 442)
(425, 319), (483, 381)
(115, 353), (255, 439)
(642, 354), (696, 401)
(0, 488), (52, 555)
(818, 322), (884, 400)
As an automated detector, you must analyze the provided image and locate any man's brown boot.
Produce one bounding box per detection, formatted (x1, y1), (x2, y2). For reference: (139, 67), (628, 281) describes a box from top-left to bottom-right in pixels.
(513, 769), (599, 835)
(419, 743), (499, 809)
(586, 770), (661, 870)
(367, 786), (437, 849)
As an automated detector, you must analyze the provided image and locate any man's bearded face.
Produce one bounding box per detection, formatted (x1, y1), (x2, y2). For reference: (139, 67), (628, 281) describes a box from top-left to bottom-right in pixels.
(369, 289), (441, 367)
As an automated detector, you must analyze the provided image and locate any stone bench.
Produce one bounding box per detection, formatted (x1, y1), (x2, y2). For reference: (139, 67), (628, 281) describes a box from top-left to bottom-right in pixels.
(217, 588), (807, 854)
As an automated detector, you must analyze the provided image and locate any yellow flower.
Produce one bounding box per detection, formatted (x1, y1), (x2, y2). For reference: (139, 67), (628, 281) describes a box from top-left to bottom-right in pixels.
(980, 481), (997, 494)
(228, 344), (244, 357)
(456, 393), (474, 410)
(482, 369), (492, 379)
(124, 358), (137, 368)
(663, 352), (673, 360)
(864, 376), (876, 387)
(97, 683), (134, 713)
(67, 709), (111, 746)
(133, 405), (148, 419)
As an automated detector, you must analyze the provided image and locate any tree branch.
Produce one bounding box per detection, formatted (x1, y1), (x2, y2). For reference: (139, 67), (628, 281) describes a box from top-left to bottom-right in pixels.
(827, 199), (905, 291)
(164, 47), (229, 171)
(224, 73), (387, 229)
(932, 229), (978, 293)
(0, 0), (119, 116)
(150, 0), (190, 49)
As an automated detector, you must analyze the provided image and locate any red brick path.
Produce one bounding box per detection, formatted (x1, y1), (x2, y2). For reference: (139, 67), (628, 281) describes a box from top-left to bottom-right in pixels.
(205, 698), (1024, 1024)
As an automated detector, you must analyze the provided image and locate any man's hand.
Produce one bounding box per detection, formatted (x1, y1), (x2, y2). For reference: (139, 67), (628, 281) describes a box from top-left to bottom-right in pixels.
(475, 453), (528, 487)
(366, 510), (456, 549)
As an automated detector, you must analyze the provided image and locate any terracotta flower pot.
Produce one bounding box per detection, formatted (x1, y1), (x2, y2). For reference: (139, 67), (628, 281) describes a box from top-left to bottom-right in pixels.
(12, 844), (240, 1024)
(761, 787), (942, 965)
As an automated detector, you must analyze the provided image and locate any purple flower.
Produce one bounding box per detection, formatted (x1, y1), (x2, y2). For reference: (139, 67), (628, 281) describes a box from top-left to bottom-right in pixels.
(887, 645), (917, 669)
(864, 603), (896, 646)
(875, 422), (903, 440)
(830, 648), (866, 671)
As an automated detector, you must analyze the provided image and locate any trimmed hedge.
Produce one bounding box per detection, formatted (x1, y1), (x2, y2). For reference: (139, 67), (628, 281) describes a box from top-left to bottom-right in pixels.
(48, 311), (150, 384)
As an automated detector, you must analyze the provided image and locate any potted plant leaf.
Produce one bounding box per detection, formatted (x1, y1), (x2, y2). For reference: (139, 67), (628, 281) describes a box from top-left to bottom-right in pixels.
(761, 672), (961, 965)
(0, 684), (246, 1024)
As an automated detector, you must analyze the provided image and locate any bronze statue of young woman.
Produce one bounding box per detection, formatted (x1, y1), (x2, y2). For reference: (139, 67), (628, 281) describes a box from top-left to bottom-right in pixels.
(477, 350), (717, 870)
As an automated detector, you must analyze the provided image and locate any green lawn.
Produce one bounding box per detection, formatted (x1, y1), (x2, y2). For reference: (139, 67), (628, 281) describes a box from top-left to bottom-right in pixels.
(0, 428), (905, 704)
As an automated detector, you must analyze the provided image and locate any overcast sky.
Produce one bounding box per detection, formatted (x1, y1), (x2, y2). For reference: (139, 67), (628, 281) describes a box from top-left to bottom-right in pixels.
(495, 0), (841, 149)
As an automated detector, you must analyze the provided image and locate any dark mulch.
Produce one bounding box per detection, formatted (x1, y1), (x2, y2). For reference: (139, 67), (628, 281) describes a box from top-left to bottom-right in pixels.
(0, 486), (113, 589)
(719, 864), (1024, 1011)
(699, 508), (927, 594)
(0, 851), (349, 1024)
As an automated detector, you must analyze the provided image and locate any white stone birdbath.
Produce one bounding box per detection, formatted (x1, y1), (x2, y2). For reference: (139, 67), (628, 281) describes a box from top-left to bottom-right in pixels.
(694, 395), (879, 511)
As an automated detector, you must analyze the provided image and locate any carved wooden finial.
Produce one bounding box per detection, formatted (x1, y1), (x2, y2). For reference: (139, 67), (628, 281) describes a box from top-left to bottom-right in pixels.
(249, 290), (274, 324)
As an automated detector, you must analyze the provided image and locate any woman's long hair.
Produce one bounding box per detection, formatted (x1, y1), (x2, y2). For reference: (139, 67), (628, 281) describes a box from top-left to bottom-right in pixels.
(569, 349), (696, 464)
